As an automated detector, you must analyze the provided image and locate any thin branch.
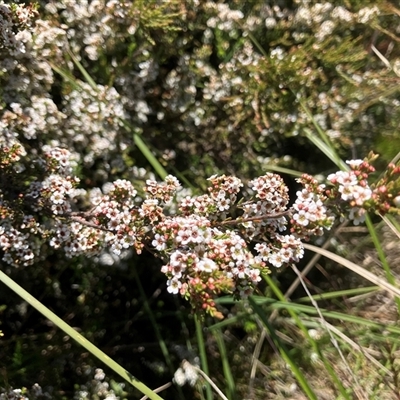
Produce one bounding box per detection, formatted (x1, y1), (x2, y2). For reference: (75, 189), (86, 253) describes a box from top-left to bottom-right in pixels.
(193, 364), (229, 400)
(219, 209), (292, 226)
(67, 215), (112, 232)
(140, 382), (172, 400)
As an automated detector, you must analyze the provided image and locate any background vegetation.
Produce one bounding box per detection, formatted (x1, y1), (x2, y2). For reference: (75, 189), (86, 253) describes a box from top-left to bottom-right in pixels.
(1, 1), (400, 399)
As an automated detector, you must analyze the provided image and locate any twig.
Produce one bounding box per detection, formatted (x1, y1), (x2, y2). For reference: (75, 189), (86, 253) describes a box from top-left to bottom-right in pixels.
(220, 209), (292, 226)
(193, 364), (229, 400)
(140, 382), (172, 400)
(68, 215), (109, 231)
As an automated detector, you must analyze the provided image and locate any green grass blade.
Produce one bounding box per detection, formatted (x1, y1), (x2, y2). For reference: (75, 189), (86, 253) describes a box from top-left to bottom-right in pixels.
(133, 132), (168, 179)
(263, 275), (351, 399)
(303, 128), (348, 171)
(296, 286), (380, 302)
(262, 164), (304, 177)
(66, 48), (99, 91)
(380, 214), (400, 239)
(118, 119), (169, 180)
(195, 315), (213, 400)
(297, 96), (333, 148)
(207, 311), (247, 331)
(213, 329), (236, 400)
(48, 62), (83, 91)
(0, 270), (163, 400)
(248, 296), (318, 400)
(365, 214), (400, 315)
(303, 243), (400, 298)
(251, 297), (400, 335)
(131, 267), (181, 395)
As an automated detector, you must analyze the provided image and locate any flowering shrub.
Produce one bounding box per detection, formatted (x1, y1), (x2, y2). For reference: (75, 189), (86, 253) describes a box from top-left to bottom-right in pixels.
(1, 1), (400, 398)
(1, 1), (399, 186)
(1, 138), (399, 318)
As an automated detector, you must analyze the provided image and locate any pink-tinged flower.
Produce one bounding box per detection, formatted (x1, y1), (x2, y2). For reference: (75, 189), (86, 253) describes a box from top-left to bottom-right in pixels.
(176, 229), (191, 245)
(164, 174), (181, 189)
(247, 268), (261, 283)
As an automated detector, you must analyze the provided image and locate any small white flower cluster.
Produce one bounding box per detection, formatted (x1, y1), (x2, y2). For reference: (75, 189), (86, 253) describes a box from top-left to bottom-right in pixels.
(173, 360), (199, 387)
(293, 188), (332, 235)
(293, 3), (378, 44)
(0, 2), (37, 56)
(0, 387), (29, 400)
(26, 147), (81, 216)
(154, 214), (262, 298)
(290, 174), (336, 239)
(327, 160), (373, 225)
(0, 145), (84, 266)
(145, 174), (181, 204)
(206, 2), (244, 31)
(255, 234), (304, 269)
(50, 221), (103, 258)
(179, 175), (243, 218)
(241, 173), (289, 238)
(92, 179), (144, 256)
(357, 6), (379, 24)
(73, 368), (121, 400)
(0, 383), (51, 400)
(328, 167), (372, 206)
(62, 82), (127, 167)
(0, 223), (39, 267)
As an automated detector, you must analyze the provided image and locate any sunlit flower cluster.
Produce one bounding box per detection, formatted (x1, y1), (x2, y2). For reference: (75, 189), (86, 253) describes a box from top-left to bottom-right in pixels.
(255, 234), (304, 269)
(325, 156), (400, 224)
(178, 175), (243, 218)
(145, 174), (181, 204)
(152, 211), (266, 316)
(291, 174), (334, 237)
(2, 134), (400, 316)
(0, 2), (38, 56)
(240, 173), (289, 239)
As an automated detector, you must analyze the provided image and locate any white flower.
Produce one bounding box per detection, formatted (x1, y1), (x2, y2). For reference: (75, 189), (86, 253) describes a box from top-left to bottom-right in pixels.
(173, 360), (199, 387)
(346, 159), (363, 168)
(348, 207), (367, 225)
(293, 210), (309, 226)
(50, 191), (65, 205)
(197, 258), (217, 273)
(268, 252), (284, 268)
(173, 367), (186, 386)
(167, 278), (181, 294)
